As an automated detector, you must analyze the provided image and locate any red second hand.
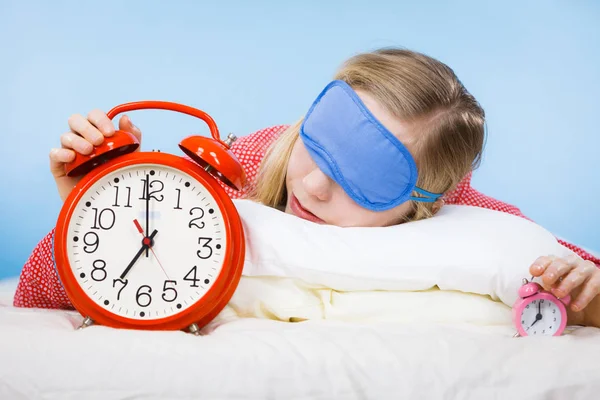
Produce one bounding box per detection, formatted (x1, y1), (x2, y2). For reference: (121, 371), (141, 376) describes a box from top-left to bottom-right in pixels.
(133, 219), (170, 279)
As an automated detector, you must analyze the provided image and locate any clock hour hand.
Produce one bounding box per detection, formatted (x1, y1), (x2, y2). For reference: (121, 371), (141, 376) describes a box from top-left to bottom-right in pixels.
(530, 301), (543, 328)
(120, 229), (158, 280)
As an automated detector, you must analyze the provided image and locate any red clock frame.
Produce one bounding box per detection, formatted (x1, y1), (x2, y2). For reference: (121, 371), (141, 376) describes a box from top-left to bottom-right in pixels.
(55, 148), (245, 331)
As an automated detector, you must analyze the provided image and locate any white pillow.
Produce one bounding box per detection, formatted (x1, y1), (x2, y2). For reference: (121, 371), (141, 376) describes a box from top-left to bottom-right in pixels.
(233, 200), (575, 307)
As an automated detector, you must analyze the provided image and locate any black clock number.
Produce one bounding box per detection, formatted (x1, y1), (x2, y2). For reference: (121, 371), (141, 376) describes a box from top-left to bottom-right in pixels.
(113, 186), (132, 208)
(162, 280), (178, 302)
(174, 188), (183, 210)
(184, 266), (200, 287)
(112, 278), (128, 301)
(83, 232), (99, 253)
(91, 259), (107, 282)
(197, 237), (213, 259)
(188, 207), (205, 229)
(91, 208), (116, 230)
(136, 285), (152, 307)
(140, 179), (164, 202)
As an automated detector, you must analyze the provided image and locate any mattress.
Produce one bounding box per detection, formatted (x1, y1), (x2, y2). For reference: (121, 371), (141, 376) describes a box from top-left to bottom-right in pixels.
(1, 277), (600, 400)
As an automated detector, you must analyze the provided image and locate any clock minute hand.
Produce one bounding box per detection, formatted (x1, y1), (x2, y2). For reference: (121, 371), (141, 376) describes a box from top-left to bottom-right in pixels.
(120, 229), (158, 280)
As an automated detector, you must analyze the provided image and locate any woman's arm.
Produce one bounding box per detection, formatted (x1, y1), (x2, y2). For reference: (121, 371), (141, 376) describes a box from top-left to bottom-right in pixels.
(13, 229), (74, 309)
(445, 173), (600, 327)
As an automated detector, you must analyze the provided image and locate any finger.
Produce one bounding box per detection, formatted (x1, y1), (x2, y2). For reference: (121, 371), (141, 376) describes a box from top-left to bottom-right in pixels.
(571, 268), (600, 311)
(67, 114), (105, 146)
(542, 257), (577, 286)
(60, 132), (94, 154)
(49, 148), (76, 178)
(118, 115), (142, 142)
(552, 261), (593, 299)
(87, 109), (115, 137)
(529, 255), (555, 277)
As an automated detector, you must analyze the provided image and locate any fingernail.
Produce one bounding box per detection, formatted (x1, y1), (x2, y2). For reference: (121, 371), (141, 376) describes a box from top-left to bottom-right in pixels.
(547, 272), (555, 280)
(572, 303), (581, 312)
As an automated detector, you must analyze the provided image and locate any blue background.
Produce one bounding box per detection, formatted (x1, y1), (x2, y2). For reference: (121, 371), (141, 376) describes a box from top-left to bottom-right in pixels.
(0, 0), (598, 279)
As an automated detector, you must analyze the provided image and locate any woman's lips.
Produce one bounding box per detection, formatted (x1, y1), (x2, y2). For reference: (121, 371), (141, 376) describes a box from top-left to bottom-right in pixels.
(289, 194), (324, 224)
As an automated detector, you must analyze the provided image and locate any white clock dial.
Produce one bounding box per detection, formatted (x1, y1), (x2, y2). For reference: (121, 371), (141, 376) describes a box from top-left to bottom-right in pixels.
(65, 164), (228, 320)
(520, 298), (562, 336)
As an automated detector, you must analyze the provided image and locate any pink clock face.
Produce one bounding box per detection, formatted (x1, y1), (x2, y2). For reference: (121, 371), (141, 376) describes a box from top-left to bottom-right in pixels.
(518, 297), (563, 336)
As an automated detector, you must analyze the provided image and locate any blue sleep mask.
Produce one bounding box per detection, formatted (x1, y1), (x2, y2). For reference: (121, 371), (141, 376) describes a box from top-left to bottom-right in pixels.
(299, 80), (443, 211)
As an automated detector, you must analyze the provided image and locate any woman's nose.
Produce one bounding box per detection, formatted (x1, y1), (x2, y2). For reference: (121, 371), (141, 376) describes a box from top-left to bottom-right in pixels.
(302, 167), (333, 202)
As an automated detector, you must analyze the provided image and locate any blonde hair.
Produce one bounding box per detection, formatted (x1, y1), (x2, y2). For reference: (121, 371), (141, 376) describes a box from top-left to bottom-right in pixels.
(250, 47), (485, 222)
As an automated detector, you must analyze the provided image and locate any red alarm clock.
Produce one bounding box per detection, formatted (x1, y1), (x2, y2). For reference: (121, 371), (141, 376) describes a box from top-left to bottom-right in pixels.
(54, 101), (246, 335)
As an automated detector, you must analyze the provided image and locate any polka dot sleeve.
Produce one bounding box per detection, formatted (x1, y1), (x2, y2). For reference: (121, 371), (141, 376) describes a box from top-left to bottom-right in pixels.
(12, 228), (73, 309)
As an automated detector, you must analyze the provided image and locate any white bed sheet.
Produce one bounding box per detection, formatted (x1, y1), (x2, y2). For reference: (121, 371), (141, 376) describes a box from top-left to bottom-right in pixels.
(2, 278), (600, 400)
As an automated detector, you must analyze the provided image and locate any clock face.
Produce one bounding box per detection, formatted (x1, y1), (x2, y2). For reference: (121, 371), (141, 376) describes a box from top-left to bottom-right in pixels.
(65, 163), (228, 321)
(519, 297), (562, 336)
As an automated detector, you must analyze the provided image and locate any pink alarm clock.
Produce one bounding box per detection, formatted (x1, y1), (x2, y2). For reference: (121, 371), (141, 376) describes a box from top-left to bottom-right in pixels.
(513, 278), (570, 337)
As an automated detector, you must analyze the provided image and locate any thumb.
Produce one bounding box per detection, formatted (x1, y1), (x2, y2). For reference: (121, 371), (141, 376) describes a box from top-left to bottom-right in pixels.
(118, 114), (142, 142)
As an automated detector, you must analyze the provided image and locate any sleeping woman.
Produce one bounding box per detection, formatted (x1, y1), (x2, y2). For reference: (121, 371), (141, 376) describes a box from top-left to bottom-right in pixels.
(13, 47), (600, 328)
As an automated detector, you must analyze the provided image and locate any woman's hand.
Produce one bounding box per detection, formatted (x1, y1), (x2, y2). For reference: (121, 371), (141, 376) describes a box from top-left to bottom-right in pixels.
(50, 110), (142, 202)
(529, 254), (600, 327)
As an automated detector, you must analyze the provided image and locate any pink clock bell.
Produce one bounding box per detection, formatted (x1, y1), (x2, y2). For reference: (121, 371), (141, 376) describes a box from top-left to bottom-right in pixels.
(513, 277), (570, 337)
